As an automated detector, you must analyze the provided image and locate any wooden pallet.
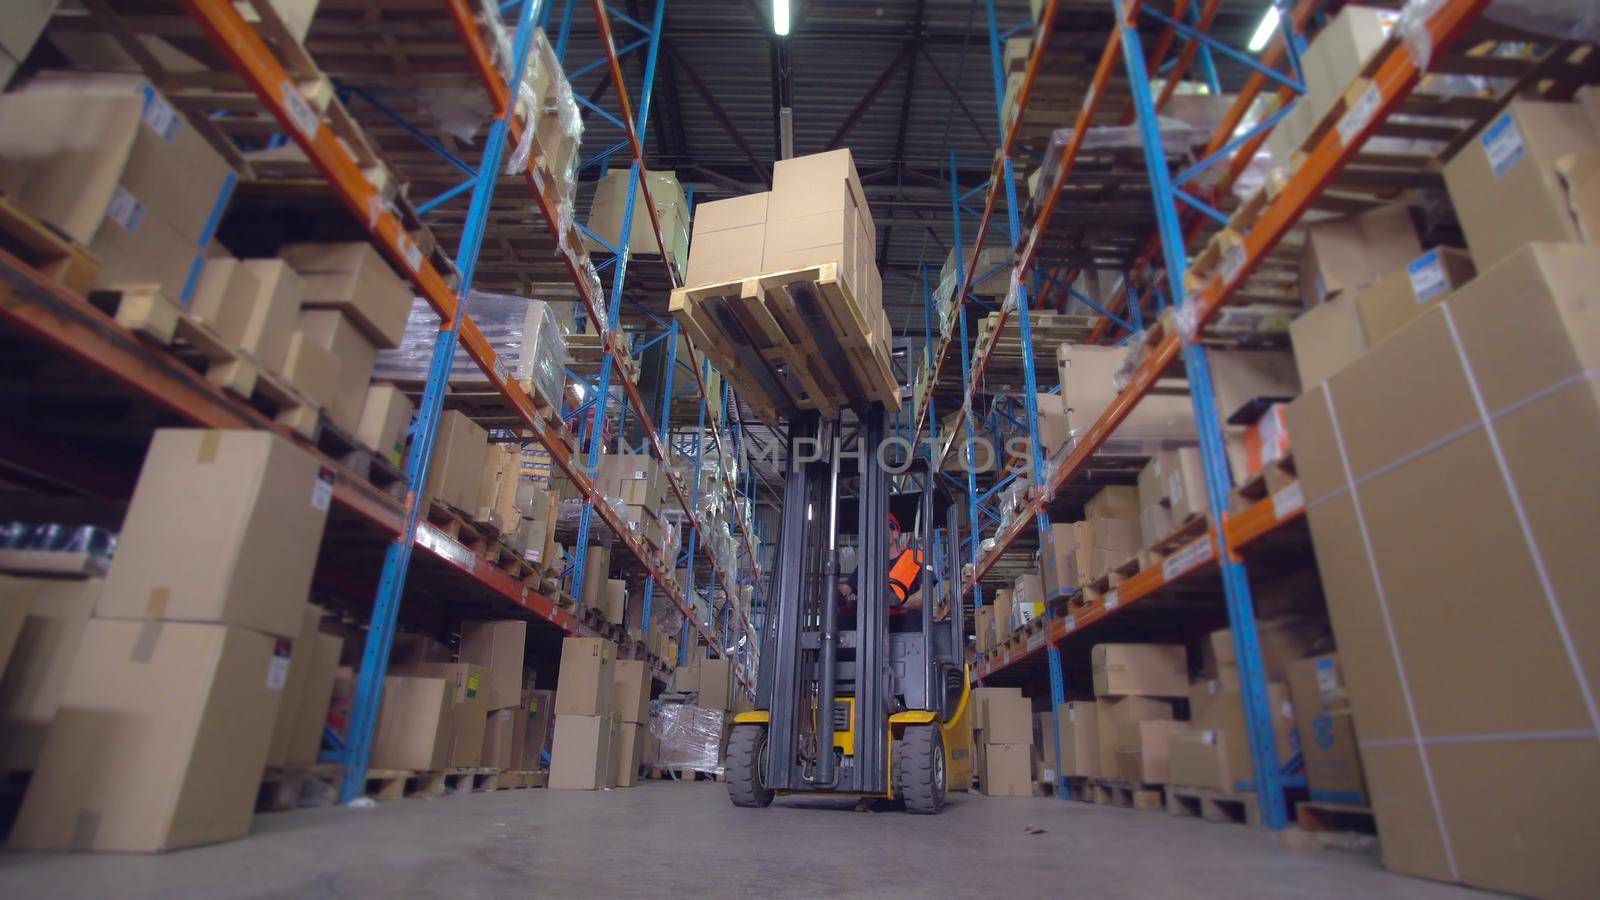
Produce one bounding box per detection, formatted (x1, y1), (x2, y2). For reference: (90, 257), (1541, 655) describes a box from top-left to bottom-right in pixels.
(1089, 778), (1164, 811)
(317, 414), (407, 501)
(0, 194), (100, 295)
(257, 763), (344, 812)
(1080, 554), (1141, 605)
(1062, 775), (1095, 803)
(646, 767), (725, 783)
(1167, 785), (1261, 828)
(365, 768), (445, 801)
(670, 263), (899, 426)
(495, 769), (549, 790)
(443, 767), (502, 793)
(1135, 514), (1210, 571)
(105, 284), (321, 438)
(1229, 454), (1299, 514)
(1295, 800), (1376, 834)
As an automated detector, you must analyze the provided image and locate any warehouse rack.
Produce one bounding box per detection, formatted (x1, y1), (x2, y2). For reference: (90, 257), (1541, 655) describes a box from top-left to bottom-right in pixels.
(924, 0), (1494, 828)
(0, 0), (768, 800)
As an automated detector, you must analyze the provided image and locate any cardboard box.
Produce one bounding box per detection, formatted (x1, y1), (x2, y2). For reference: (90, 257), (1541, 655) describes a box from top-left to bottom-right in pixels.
(1208, 349), (1301, 424)
(96, 429), (330, 639)
(287, 632), (342, 766)
(481, 706), (516, 769)
(1287, 654), (1367, 806)
(9, 621), (282, 852)
(0, 577), (101, 772)
(295, 309), (378, 433)
(671, 664), (700, 694)
(579, 546), (610, 612)
(1056, 344), (1196, 441)
(601, 578), (627, 626)
(554, 637), (616, 717)
(612, 721), (646, 788)
(357, 383), (413, 463)
(459, 619), (526, 711)
(1091, 644), (1187, 698)
(973, 605), (996, 654)
(424, 410), (488, 512)
(1208, 616), (1327, 682)
(371, 675), (454, 771)
(1038, 522), (1081, 597)
(1443, 99), (1598, 271)
(1557, 150), (1600, 242)
(983, 693), (1032, 744)
(1289, 293), (1368, 388)
(1302, 5), (1396, 125)
(0, 0), (58, 61)
(989, 589), (1014, 640)
(278, 242), (413, 347)
(1033, 711), (1058, 771)
(1114, 720), (1185, 784)
(1056, 701), (1099, 778)
(685, 193), (768, 287)
(982, 743), (1034, 797)
(512, 688), (555, 770)
(1095, 695), (1173, 776)
(612, 659), (651, 725)
(1168, 730), (1231, 790)
(1085, 485), (1140, 521)
(1011, 573), (1044, 624)
(970, 686), (1022, 741)
(549, 714), (616, 790)
(407, 662), (491, 767)
(698, 657), (733, 711)
(1353, 248), (1476, 346)
(583, 169), (690, 274)
(279, 330), (340, 409)
(226, 259), (304, 372)
(1299, 205), (1422, 306)
(390, 632), (450, 668)
(1187, 679), (1297, 792)
(266, 602), (322, 767)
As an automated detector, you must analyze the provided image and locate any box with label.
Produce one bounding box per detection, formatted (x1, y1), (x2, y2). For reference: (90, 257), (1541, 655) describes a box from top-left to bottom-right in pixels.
(554, 637), (617, 717)
(1038, 522), (1081, 597)
(974, 606), (996, 654)
(1353, 248), (1476, 347)
(1207, 616), (1326, 682)
(1443, 99), (1598, 271)
(1286, 654), (1367, 806)
(584, 169), (690, 276)
(511, 688), (555, 770)
(295, 309), (379, 433)
(601, 578), (628, 626)
(1056, 701), (1099, 778)
(481, 706), (516, 768)
(1187, 679), (1297, 793)
(1056, 344), (1196, 442)
(287, 632), (342, 767)
(278, 242), (413, 348)
(9, 621), (283, 852)
(96, 429), (330, 639)
(265, 602), (323, 768)
(424, 410), (489, 512)
(357, 383), (414, 463)
(0, 577), (102, 772)
(549, 714), (616, 790)
(190, 257), (298, 374)
(1168, 730), (1231, 791)
(1298, 205), (1422, 307)
(612, 659), (652, 725)
(459, 619), (526, 711)
(406, 662), (491, 768)
(1208, 349), (1301, 425)
(1091, 643), (1187, 698)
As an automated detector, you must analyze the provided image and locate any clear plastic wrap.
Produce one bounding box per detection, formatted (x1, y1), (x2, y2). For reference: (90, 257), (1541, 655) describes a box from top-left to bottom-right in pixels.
(1112, 331), (1149, 392)
(372, 292), (567, 407)
(649, 703), (725, 772)
(0, 521), (117, 576)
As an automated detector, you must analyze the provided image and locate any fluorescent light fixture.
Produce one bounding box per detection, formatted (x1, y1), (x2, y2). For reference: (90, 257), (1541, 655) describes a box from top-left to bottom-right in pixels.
(773, 0), (790, 36)
(1248, 5), (1280, 53)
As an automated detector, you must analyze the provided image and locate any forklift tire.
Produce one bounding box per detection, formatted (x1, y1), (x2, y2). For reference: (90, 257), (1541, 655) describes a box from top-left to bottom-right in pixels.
(726, 725), (774, 808)
(896, 724), (946, 814)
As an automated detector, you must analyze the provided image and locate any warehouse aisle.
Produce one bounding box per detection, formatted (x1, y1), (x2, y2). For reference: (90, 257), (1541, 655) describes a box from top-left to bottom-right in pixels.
(0, 783), (1481, 898)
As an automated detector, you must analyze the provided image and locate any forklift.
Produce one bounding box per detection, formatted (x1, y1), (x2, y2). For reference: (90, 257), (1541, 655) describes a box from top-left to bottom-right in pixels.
(725, 406), (974, 813)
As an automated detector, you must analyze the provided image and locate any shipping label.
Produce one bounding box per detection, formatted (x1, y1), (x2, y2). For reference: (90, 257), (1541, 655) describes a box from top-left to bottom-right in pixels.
(311, 466), (335, 511)
(106, 187), (145, 234)
(140, 87), (181, 142)
(267, 640), (292, 690)
(1270, 481), (1304, 520)
(1162, 535), (1214, 581)
(1406, 250), (1448, 303)
(1481, 113), (1525, 179)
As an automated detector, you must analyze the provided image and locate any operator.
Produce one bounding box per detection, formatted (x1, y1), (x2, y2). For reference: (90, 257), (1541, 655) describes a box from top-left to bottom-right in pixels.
(837, 514), (946, 631)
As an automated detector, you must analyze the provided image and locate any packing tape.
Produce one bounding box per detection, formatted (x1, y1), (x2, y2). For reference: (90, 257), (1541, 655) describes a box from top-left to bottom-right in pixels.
(1321, 383), (1458, 881)
(1439, 307), (1600, 736)
(146, 587), (169, 619)
(197, 430), (220, 464)
(70, 808), (101, 851)
(131, 620), (163, 664)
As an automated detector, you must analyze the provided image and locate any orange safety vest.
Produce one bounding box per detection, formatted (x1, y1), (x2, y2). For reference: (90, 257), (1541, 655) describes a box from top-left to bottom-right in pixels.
(887, 547), (925, 607)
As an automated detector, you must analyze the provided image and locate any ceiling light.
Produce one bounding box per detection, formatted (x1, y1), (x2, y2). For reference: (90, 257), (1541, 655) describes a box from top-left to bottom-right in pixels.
(774, 0), (790, 36)
(1248, 5), (1280, 53)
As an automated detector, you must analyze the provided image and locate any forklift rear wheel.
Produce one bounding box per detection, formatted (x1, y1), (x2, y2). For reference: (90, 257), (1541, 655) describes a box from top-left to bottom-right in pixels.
(896, 724), (946, 814)
(726, 725), (774, 808)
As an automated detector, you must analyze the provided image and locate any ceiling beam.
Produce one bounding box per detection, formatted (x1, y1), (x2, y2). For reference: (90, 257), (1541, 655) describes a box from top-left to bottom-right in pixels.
(666, 41), (771, 186)
(917, 46), (991, 147)
(825, 41), (915, 151)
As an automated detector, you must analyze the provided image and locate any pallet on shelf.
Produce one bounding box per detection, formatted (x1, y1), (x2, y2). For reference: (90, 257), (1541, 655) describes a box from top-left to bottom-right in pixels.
(1167, 785), (1261, 828)
(1135, 514), (1210, 572)
(0, 194), (100, 296)
(1229, 454), (1298, 514)
(1080, 555), (1140, 606)
(104, 284), (320, 438)
(1088, 778), (1164, 811)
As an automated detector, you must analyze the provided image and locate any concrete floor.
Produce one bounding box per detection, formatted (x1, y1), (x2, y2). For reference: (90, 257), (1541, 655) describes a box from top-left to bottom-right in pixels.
(0, 782), (1489, 899)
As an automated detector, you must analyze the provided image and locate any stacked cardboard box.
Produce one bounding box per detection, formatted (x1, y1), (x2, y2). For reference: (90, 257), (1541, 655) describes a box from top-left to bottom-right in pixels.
(458, 620), (526, 769)
(1091, 644), (1185, 784)
(473, 443), (533, 534)
(549, 637), (617, 790)
(610, 660), (651, 787)
(1265, 6), (1397, 167)
(1285, 654), (1367, 807)
(1134, 447), (1206, 547)
(265, 603), (345, 769)
(357, 383), (415, 467)
(584, 169), (690, 277)
(1077, 486), (1142, 580)
(0, 576), (102, 773)
(1009, 574), (1044, 631)
(513, 482), (561, 570)
(1054, 700), (1099, 778)
(597, 452), (668, 552)
(10, 430), (331, 852)
(970, 687), (1032, 797)
(510, 688), (555, 772)
(1056, 344), (1196, 446)
(425, 410), (489, 513)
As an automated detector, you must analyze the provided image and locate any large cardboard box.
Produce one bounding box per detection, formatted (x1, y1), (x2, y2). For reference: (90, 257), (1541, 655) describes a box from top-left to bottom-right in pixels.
(1208, 350), (1300, 424)
(1056, 700), (1099, 778)
(1091, 644), (1187, 698)
(1286, 242), (1600, 896)
(1443, 99), (1598, 271)
(407, 662), (491, 767)
(970, 686), (1023, 741)
(973, 605), (996, 653)
(1114, 720), (1185, 784)
(295, 309), (378, 433)
(584, 169), (690, 274)
(1286, 654), (1367, 806)
(982, 743), (1033, 797)
(511, 688), (555, 770)
(1207, 616), (1327, 683)
(1302, 5), (1396, 126)
(371, 675), (454, 771)
(1289, 293), (1367, 388)
(287, 632), (342, 766)
(1352, 248), (1475, 346)
(612, 721), (646, 788)
(989, 589), (1014, 641)
(460, 619), (526, 711)
(612, 658), (652, 725)
(481, 706), (516, 768)
(424, 410), (488, 512)
(1038, 522), (1080, 597)
(9, 621), (283, 852)
(279, 330), (341, 409)
(983, 693), (1032, 744)
(698, 656), (734, 711)
(549, 713), (616, 790)
(1187, 679), (1297, 793)
(278, 242), (413, 347)
(1298, 205), (1422, 306)
(191, 258), (300, 372)
(1095, 695), (1173, 776)
(265, 602), (322, 767)
(1168, 730), (1231, 790)
(601, 578), (628, 626)
(358, 383), (414, 464)
(0, 1), (59, 62)
(1135, 447), (1207, 524)
(96, 429), (330, 639)
(554, 637), (616, 717)
(0, 577), (102, 772)
(685, 193), (768, 287)
(1056, 344), (1195, 442)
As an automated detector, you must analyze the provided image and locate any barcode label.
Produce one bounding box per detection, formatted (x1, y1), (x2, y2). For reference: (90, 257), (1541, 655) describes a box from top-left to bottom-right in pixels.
(1481, 113), (1525, 179)
(1104, 589), (1119, 610)
(1220, 244), (1246, 284)
(1407, 250), (1449, 302)
(418, 522), (477, 571)
(106, 187), (145, 233)
(281, 80), (320, 138)
(1337, 82), (1381, 147)
(311, 466), (334, 511)
(267, 640), (292, 690)
(1271, 481), (1304, 519)
(141, 87), (181, 141)
(1162, 536), (1214, 581)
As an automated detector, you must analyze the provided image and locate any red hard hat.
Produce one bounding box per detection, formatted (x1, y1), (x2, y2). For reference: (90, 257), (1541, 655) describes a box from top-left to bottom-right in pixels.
(887, 513), (901, 531)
